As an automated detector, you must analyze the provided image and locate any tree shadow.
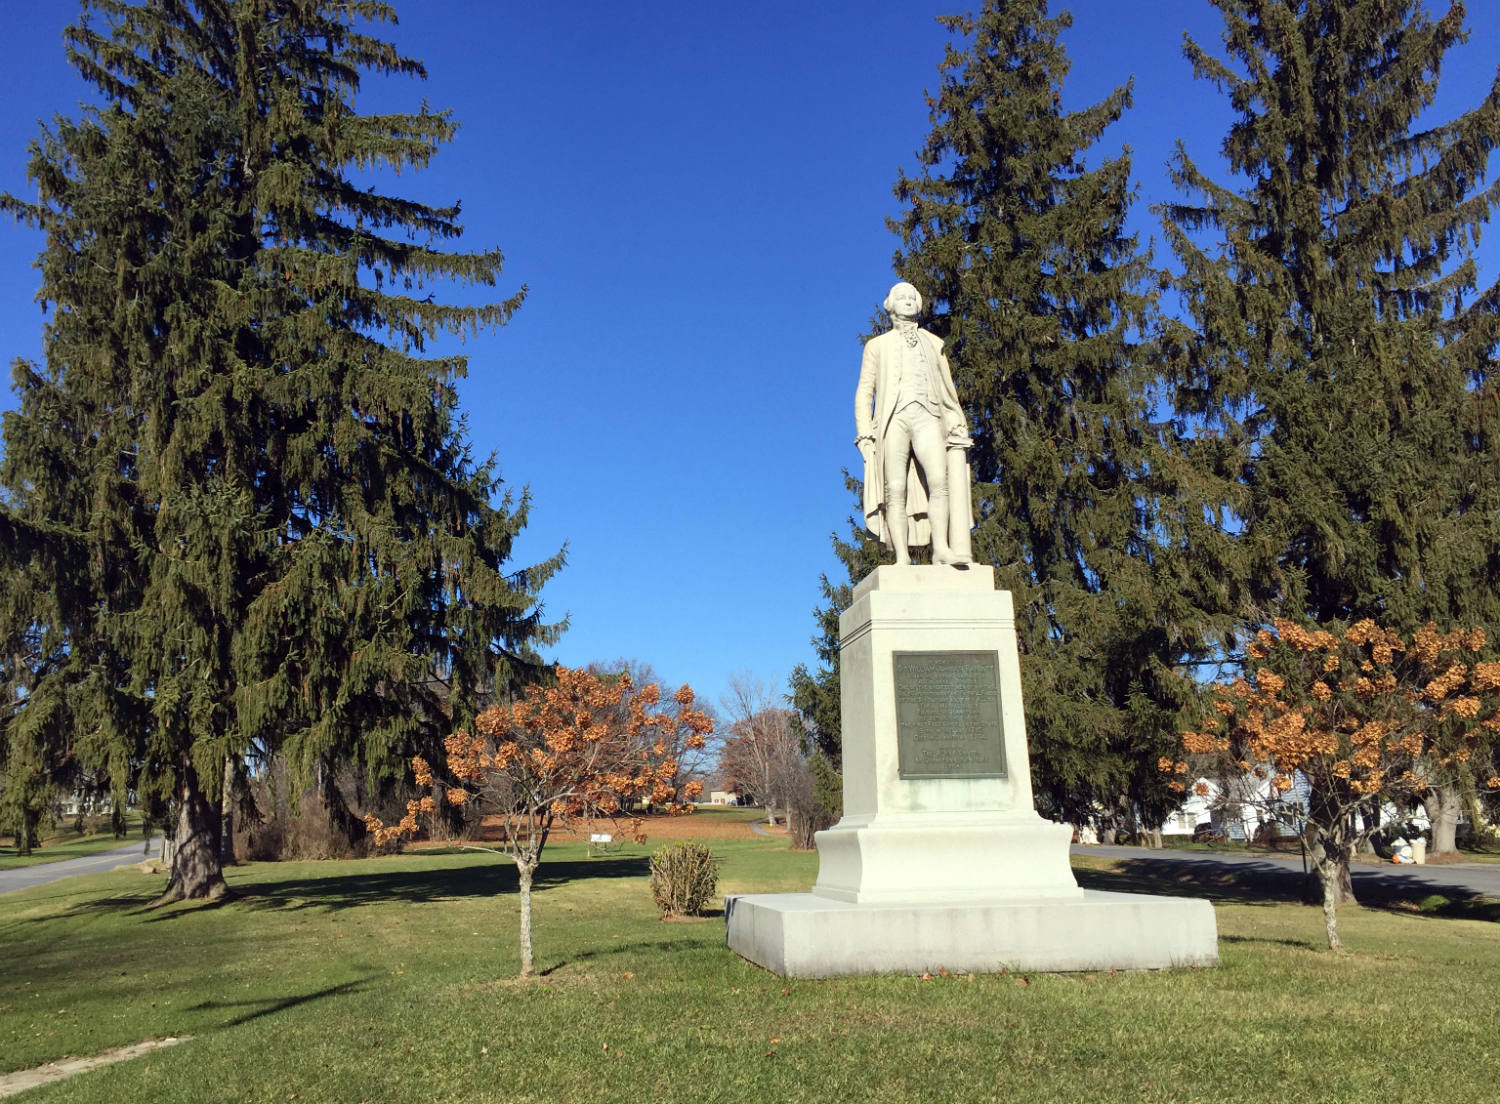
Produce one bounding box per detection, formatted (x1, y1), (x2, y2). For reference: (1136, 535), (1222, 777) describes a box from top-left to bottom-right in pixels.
(1218, 933), (1319, 950)
(14, 855), (652, 924)
(1076, 857), (1308, 906)
(563, 937), (714, 966)
(1077, 855), (1499, 921)
(176, 855), (651, 917)
(183, 978), (373, 1028)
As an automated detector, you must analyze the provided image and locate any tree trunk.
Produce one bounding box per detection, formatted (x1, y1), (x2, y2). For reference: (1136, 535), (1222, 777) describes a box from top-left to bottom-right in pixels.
(17, 808), (39, 855)
(318, 759), (369, 853)
(517, 857), (536, 977)
(220, 754), (236, 863)
(154, 758), (230, 905)
(1302, 828), (1356, 908)
(1424, 780), (1461, 856)
(1119, 795), (1140, 844)
(1314, 848), (1346, 952)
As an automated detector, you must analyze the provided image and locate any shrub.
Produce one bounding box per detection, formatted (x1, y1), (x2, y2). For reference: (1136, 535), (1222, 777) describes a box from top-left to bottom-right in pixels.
(649, 841), (720, 917)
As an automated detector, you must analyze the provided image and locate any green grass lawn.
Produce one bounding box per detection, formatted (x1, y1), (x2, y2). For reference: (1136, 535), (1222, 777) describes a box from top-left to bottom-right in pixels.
(2, 830), (1495, 1103)
(0, 813), (150, 870)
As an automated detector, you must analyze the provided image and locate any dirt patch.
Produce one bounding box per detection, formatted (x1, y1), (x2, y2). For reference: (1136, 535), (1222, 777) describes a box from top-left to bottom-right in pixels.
(404, 811), (770, 853)
(113, 859), (168, 874)
(0, 1037), (192, 1098)
(471, 812), (766, 844)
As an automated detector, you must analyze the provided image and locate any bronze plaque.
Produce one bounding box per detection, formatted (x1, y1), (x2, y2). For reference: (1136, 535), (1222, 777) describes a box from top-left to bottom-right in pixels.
(892, 651), (1006, 779)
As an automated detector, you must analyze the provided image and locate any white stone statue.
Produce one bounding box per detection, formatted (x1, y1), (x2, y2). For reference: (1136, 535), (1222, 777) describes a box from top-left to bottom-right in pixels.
(854, 281), (974, 565)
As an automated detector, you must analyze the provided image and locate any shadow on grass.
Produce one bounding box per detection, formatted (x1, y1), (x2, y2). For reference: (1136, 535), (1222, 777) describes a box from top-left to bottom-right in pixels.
(1076, 856), (1499, 922)
(563, 937), (715, 966)
(1076, 857), (1308, 906)
(184, 978), (373, 1029)
(1218, 933), (1320, 950)
(24, 855), (653, 924)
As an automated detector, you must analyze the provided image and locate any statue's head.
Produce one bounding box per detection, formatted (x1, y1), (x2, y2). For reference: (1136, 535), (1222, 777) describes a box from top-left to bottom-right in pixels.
(884, 282), (922, 319)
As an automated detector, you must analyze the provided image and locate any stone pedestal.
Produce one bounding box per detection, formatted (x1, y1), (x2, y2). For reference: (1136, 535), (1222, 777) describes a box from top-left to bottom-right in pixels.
(726, 565), (1218, 977)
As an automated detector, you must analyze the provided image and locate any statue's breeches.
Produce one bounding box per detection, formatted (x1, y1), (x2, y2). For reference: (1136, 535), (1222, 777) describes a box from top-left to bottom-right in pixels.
(883, 404), (949, 505)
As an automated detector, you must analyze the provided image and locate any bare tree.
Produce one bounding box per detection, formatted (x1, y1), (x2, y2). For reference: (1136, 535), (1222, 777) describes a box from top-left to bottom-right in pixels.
(720, 675), (802, 827)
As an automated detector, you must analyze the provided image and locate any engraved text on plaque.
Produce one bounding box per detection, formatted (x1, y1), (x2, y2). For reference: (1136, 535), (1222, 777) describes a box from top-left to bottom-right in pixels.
(892, 651), (1006, 779)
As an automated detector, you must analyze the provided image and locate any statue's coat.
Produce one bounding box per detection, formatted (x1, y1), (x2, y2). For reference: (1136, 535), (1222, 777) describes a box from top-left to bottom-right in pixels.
(854, 327), (967, 549)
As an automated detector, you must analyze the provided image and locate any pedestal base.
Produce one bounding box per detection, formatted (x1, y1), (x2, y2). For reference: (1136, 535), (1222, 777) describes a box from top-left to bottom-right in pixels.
(734, 566), (1220, 977)
(725, 890), (1219, 978)
(812, 812), (1080, 903)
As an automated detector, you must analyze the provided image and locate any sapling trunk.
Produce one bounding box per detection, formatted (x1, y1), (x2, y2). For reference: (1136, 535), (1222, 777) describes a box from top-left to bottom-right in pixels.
(1316, 854), (1345, 952)
(1309, 826), (1355, 951)
(517, 857), (537, 977)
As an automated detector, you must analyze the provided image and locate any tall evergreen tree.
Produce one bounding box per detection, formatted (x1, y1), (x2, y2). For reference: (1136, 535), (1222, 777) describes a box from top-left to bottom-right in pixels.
(797, 0), (1217, 831)
(0, 0), (561, 900)
(1160, 0), (1499, 855)
(789, 471), (883, 769)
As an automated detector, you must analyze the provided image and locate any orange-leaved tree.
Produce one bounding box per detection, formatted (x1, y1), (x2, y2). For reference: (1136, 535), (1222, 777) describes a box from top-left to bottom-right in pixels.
(1163, 619), (1498, 951)
(365, 665), (712, 976)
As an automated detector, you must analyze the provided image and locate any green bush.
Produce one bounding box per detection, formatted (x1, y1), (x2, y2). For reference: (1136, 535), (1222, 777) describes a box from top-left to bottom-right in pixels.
(649, 841), (721, 917)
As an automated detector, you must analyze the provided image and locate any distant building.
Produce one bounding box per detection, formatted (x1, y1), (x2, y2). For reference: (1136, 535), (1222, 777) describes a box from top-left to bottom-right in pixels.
(1159, 786), (1215, 836)
(1162, 774), (1303, 841)
(708, 791), (739, 806)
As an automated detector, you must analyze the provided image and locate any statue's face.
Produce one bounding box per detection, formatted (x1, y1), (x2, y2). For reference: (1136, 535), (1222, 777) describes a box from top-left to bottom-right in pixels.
(888, 284), (921, 320)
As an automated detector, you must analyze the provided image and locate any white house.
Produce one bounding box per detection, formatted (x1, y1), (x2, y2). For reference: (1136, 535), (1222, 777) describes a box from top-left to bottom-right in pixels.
(1160, 774), (1290, 840)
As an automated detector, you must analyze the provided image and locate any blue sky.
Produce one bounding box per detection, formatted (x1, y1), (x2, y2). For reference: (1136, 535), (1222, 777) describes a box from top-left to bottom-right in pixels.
(1, 2), (1495, 713)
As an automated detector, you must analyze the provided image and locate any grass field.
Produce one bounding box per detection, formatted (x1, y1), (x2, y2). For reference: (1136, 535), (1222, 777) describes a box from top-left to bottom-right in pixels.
(0, 813), (149, 871)
(2, 807), (1495, 1103)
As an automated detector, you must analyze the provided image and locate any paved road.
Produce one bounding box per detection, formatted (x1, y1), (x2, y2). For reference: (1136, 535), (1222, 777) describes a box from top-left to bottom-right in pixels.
(0, 838), (160, 897)
(1072, 843), (1500, 898)
(7, 835), (1494, 899)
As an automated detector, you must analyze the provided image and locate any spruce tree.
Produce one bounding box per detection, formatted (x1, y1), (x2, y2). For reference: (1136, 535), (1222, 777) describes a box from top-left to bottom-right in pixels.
(796, 0), (1206, 830)
(789, 472), (884, 768)
(1160, 0), (1499, 857)
(0, 0), (561, 900)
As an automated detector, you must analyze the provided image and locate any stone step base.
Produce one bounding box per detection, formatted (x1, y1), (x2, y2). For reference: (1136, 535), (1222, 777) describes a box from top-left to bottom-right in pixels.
(811, 813), (1080, 903)
(725, 889), (1219, 978)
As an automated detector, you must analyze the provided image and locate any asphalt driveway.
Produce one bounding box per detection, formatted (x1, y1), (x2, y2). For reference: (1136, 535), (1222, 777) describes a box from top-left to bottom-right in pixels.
(1072, 843), (1500, 898)
(0, 838), (159, 897)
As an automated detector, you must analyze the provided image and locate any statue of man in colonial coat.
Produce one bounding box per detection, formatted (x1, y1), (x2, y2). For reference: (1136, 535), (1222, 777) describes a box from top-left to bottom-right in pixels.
(854, 281), (973, 565)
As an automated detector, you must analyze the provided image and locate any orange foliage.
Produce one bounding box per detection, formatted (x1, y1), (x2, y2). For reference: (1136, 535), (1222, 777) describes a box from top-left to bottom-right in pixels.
(364, 666), (715, 853)
(1163, 618), (1499, 815)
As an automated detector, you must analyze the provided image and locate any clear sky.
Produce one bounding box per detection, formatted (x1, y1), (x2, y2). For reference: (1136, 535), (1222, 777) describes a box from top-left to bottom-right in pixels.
(1, 2), (1495, 713)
